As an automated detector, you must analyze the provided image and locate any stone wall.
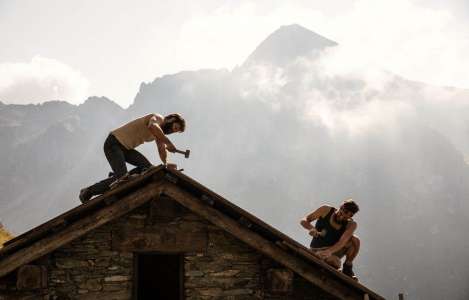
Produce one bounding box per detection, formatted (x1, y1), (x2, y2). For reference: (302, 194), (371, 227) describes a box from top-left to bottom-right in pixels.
(48, 225), (133, 300)
(0, 196), (336, 300)
(184, 227), (334, 300)
(184, 228), (263, 299)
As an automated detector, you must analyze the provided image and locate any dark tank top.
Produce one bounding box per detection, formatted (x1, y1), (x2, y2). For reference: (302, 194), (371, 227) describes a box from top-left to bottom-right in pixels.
(310, 207), (349, 248)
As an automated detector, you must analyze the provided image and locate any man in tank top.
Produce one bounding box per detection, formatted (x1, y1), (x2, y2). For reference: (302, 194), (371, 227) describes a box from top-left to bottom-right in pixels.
(79, 113), (186, 203)
(300, 199), (360, 279)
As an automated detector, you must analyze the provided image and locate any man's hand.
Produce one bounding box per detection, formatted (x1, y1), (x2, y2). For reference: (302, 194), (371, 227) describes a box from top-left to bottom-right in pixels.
(316, 249), (333, 260)
(166, 143), (176, 153)
(300, 219), (312, 230)
(301, 206), (330, 230)
(308, 228), (321, 237)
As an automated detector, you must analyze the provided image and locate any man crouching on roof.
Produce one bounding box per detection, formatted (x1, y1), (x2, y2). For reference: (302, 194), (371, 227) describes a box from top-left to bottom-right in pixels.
(300, 199), (360, 280)
(79, 113), (186, 203)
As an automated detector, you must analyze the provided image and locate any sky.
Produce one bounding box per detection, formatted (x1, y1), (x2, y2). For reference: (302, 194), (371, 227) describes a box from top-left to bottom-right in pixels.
(1, 0), (469, 107)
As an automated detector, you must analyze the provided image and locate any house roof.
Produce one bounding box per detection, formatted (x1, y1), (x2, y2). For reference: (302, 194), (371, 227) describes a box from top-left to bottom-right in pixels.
(0, 165), (384, 300)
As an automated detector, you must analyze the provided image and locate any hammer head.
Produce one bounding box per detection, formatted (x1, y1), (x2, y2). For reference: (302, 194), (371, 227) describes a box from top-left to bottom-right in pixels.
(184, 149), (190, 158)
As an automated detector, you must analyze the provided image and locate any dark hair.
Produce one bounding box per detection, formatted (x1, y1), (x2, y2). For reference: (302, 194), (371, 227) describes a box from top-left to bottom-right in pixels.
(342, 199), (359, 214)
(163, 113), (186, 134)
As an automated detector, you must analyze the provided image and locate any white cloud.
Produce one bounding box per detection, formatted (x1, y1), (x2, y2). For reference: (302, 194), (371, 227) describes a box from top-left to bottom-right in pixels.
(175, 2), (328, 70)
(176, 0), (469, 89)
(237, 38), (469, 158)
(326, 0), (469, 89)
(173, 0), (469, 157)
(0, 56), (89, 105)
(3, 0), (468, 107)
(239, 50), (412, 137)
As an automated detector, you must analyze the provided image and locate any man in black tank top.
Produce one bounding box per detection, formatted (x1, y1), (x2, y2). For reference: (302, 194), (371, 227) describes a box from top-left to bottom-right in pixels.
(300, 199), (360, 280)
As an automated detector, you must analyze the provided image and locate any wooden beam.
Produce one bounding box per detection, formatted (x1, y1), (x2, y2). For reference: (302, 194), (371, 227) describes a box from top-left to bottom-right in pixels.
(165, 169), (384, 300)
(1, 218), (66, 252)
(0, 183), (163, 278)
(281, 239), (383, 300)
(282, 240), (370, 292)
(162, 182), (364, 300)
(1, 166), (165, 253)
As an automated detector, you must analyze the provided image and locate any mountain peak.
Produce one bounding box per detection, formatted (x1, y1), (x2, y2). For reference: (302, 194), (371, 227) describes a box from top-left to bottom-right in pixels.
(242, 24), (337, 67)
(77, 96), (124, 118)
(80, 96), (123, 110)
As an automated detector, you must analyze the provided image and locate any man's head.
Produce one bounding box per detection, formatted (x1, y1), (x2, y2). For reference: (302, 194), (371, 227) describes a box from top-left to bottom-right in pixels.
(336, 199), (359, 223)
(162, 113), (186, 134)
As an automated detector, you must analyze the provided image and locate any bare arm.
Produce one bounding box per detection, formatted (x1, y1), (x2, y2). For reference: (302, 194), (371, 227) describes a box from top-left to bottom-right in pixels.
(328, 222), (357, 253)
(147, 114), (176, 151)
(156, 140), (167, 165)
(300, 205), (330, 230)
(317, 222), (357, 258)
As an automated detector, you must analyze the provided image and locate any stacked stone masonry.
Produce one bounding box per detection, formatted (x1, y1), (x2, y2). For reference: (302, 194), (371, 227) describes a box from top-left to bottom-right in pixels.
(0, 197), (335, 299)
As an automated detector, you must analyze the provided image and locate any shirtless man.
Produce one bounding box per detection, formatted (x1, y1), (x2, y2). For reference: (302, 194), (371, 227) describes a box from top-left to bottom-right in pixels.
(79, 113), (185, 203)
(300, 199), (360, 279)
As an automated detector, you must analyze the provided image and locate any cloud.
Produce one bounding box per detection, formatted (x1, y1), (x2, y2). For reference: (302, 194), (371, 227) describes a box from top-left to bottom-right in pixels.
(237, 36), (469, 164)
(176, 0), (469, 91)
(174, 1), (333, 71)
(326, 0), (469, 90)
(0, 56), (89, 105)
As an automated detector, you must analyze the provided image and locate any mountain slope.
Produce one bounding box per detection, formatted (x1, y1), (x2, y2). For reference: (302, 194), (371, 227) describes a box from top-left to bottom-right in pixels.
(242, 24), (337, 67)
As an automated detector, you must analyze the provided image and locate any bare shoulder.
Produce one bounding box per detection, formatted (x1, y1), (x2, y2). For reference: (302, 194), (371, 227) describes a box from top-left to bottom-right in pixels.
(318, 205), (333, 215)
(307, 205), (332, 220)
(146, 113), (164, 126)
(346, 220), (358, 231)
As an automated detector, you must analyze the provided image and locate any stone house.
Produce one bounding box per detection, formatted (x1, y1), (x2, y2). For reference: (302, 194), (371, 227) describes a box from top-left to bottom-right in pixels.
(0, 166), (384, 300)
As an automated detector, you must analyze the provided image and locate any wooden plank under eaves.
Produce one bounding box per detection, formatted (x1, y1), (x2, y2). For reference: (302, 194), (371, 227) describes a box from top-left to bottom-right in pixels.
(280, 241), (383, 300)
(162, 181), (366, 300)
(166, 170), (351, 276)
(0, 182), (163, 278)
(163, 172), (385, 300)
(0, 165), (165, 256)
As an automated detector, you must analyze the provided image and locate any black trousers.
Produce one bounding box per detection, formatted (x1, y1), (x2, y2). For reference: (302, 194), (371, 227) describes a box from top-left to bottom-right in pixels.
(87, 134), (152, 196)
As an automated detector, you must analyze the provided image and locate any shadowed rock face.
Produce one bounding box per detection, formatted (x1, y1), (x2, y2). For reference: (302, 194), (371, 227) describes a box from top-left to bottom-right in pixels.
(0, 24), (469, 300)
(0, 96), (126, 233)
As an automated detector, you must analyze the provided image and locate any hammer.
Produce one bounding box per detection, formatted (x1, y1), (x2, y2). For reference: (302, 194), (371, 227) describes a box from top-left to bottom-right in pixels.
(174, 148), (190, 158)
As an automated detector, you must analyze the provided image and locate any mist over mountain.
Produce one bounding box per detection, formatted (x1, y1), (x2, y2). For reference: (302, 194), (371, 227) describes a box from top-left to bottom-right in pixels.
(1, 24), (468, 300)
(242, 24), (337, 67)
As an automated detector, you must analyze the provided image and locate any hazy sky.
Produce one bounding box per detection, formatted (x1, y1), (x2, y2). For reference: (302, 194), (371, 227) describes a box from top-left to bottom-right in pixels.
(1, 0), (469, 107)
